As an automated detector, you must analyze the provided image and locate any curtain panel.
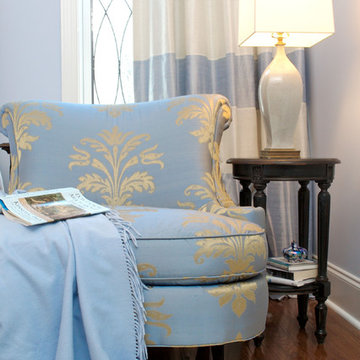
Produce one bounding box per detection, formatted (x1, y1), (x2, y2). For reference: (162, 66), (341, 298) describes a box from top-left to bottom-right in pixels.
(133, 0), (310, 257)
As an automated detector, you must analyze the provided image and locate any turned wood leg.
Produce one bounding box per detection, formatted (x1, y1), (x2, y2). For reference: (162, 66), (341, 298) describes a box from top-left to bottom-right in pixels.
(239, 179), (252, 206)
(297, 294), (309, 329)
(211, 345), (224, 360)
(253, 332), (265, 347)
(315, 285), (329, 344)
(253, 181), (268, 211)
(297, 181), (310, 328)
(314, 181), (332, 344)
(195, 346), (210, 360)
(195, 345), (224, 360)
(298, 180), (310, 250)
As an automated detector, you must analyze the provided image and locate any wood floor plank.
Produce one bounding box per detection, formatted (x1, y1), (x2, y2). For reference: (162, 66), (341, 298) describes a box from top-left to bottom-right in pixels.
(242, 298), (360, 360)
(148, 298), (360, 360)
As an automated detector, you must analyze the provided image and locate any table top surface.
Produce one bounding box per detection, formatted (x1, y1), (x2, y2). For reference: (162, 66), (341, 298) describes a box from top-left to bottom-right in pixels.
(227, 158), (341, 166)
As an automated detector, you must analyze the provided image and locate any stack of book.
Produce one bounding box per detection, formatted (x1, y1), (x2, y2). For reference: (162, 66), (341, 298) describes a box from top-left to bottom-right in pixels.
(266, 257), (317, 287)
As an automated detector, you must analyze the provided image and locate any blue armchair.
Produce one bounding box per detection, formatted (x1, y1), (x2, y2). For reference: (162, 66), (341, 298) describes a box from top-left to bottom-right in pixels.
(0, 94), (268, 355)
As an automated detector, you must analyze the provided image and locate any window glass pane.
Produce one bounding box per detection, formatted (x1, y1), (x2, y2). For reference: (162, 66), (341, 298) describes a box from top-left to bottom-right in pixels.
(92, 0), (133, 104)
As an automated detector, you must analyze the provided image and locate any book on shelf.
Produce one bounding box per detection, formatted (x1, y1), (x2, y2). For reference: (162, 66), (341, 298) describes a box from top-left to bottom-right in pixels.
(0, 187), (108, 226)
(0, 170), (4, 193)
(266, 275), (315, 287)
(267, 256), (317, 271)
(266, 265), (317, 281)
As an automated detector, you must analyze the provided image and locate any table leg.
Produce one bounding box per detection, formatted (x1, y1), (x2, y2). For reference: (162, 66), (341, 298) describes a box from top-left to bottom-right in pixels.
(314, 181), (332, 344)
(253, 332), (265, 347)
(195, 346), (210, 360)
(195, 345), (224, 360)
(253, 182), (267, 210)
(211, 345), (224, 360)
(298, 181), (310, 250)
(239, 179), (252, 206)
(297, 294), (309, 329)
(297, 181), (310, 328)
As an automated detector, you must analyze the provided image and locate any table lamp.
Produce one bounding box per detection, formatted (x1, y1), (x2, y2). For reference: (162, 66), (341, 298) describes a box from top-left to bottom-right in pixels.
(238, 0), (335, 159)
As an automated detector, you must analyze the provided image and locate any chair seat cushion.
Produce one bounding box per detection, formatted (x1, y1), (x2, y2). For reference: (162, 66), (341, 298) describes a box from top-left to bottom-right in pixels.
(115, 206), (267, 285)
(143, 274), (268, 346)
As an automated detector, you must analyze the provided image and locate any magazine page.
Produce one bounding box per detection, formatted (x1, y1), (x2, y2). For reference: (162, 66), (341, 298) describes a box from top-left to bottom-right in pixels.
(0, 188), (109, 226)
(0, 197), (49, 225)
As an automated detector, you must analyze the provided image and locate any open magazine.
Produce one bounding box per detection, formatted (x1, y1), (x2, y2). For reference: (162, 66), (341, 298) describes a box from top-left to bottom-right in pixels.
(0, 187), (109, 226)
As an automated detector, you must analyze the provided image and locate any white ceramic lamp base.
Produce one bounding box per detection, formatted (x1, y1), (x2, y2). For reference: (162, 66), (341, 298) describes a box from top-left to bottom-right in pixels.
(259, 43), (303, 159)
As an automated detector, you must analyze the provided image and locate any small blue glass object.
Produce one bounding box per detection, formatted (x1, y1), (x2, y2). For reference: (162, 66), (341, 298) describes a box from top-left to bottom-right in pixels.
(282, 241), (307, 262)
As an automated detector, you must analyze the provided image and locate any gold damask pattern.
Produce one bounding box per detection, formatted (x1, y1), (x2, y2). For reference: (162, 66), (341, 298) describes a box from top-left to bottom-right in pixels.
(115, 206), (159, 223)
(144, 297), (172, 345)
(180, 143), (234, 209)
(1, 102), (62, 192)
(96, 104), (135, 118)
(69, 126), (164, 206)
(171, 95), (234, 210)
(183, 212), (266, 277)
(174, 95), (229, 145)
(201, 200), (256, 221)
(208, 282), (257, 318)
(138, 263), (157, 278)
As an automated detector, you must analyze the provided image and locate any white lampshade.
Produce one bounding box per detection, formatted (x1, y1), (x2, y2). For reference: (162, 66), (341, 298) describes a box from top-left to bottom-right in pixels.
(238, 0), (335, 47)
(238, 0), (335, 159)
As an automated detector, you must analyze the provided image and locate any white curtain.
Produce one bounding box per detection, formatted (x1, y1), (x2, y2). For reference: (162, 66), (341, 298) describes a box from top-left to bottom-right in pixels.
(133, 0), (310, 257)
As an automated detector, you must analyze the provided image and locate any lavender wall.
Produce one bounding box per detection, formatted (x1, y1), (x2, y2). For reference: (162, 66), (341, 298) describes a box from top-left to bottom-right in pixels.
(307, 0), (360, 326)
(0, 0), (62, 188)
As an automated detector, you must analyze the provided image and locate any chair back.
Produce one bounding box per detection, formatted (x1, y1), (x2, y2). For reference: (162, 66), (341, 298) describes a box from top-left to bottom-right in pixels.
(0, 94), (231, 209)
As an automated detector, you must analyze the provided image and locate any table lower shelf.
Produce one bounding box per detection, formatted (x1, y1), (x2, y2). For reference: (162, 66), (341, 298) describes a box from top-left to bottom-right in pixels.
(269, 282), (318, 295)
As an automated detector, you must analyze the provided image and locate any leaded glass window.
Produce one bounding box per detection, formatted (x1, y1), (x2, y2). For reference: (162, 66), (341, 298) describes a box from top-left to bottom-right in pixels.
(92, 0), (133, 104)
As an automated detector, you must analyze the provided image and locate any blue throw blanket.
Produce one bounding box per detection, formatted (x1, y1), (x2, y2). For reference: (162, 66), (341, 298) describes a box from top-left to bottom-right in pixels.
(0, 212), (147, 360)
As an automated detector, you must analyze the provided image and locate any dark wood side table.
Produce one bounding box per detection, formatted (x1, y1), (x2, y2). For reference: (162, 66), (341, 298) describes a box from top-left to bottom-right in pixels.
(227, 158), (340, 344)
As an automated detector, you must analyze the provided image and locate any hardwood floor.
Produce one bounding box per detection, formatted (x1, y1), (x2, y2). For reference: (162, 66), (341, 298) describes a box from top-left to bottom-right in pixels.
(148, 297), (360, 360)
